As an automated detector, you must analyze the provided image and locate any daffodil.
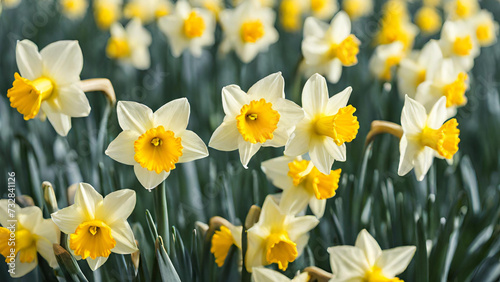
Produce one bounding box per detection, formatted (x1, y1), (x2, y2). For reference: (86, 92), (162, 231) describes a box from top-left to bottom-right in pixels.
(94, 0), (122, 30)
(438, 20), (480, 71)
(369, 41), (405, 81)
(261, 155), (341, 218)
(252, 266), (310, 281)
(444, 0), (479, 20)
(0, 200), (59, 278)
(279, 0), (307, 32)
(301, 12), (360, 84)
(399, 96), (460, 181)
(245, 196), (319, 272)
(209, 72), (303, 168)
(415, 6), (442, 35)
(307, 0), (337, 21)
(375, 0), (418, 51)
(106, 18), (152, 70)
(328, 229), (416, 281)
(158, 0), (215, 57)
(191, 0), (223, 18)
(219, 0), (279, 63)
(7, 40), (91, 136)
(285, 73), (358, 174)
(124, 0), (173, 24)
(51, 183), (138, 270)
(59, 0), (88, 20)
(105, 99), (209, 189)
(469, 10), (498, 47)
(211, 222), (243, 267)
(342, 0), (373, 21)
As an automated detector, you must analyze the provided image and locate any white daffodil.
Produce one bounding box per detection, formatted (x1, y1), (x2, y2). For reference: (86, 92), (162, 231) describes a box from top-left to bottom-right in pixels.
(397, 40), (443, 98)
(106, 18), (152, 70)
(261, 155), (341, 218)
(469, 10), (499, 47)
(94, 0), (123, 30)
(444, 0), (479, 21)
(191, 0), (223, 18)
(414, 6), (442, 35)
(124, 0), (172, 24)
(252, 267), (310, 282)
(105, 99), (209, 189)
(301, 12), (360, 84)
(0, 200), (59, 278)
(398, 96), (460, 181)
(369, 41), (405, 81)
(307, 0), (337, 21)
(158, 0), (215, 58)
(328, 229), (416, 281)
(439, 20), (480, 71)
(284, 74), (358, 174)
(7, 40), (91, 136)
(279, 0), (308, 32)
(219, 0), (279, 63)
(209, 72), (304, 168)
(59, 0), (88, 20)
(246, 195), (319, 272)
(211, 222), (243, 267)
(342, 0), (373, 21)
(375, 1), (418, 51)
(51, 183), (138, 270)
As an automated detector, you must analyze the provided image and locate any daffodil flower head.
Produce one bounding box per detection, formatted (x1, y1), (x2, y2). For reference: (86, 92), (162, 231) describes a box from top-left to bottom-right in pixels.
(252, 266), (310, 281)
(59, 0), (89, 20)
(7, 40), (91, 136)
(105, 99), (209, 190)
(375, 1), (418, 51)
(415, 6), (442, 35)
(308, 0), (337, 21)
(210, 223), (243, 267)
(124, 0), (173, 23)
(94, 0), (123, 30)
(342, 0), (373, 20)
(470, 10), (499, 48)
(444, 0), (479, 20)
(191, 0), (223, 18)
(245, 196), (319, 272)
(369, 41), (405, 81)
(209, 72), (304, 168)
(439, 20), (480, 71)
(0, 200), (60, 278)
(399, 96), (460, 181)
(279, 0), (307, 32)
(328, 229), (416, 281)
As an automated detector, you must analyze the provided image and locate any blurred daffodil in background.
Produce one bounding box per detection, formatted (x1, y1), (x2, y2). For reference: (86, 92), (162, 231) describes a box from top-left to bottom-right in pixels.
(93, 0), (122, 30)
(124, 0), (172, 23)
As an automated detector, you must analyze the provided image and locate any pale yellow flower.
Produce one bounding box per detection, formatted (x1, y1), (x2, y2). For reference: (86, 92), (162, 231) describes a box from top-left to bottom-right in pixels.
(60, 0), (88, 20)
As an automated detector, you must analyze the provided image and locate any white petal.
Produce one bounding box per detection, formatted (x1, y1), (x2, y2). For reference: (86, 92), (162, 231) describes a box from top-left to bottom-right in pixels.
(131, 47), (151, 70)
(324, 138), (346, 162)
(302, 38), (331, 65)
(303, 16), (328, 37)
(426, 96), (447, 129)
(126, 18), (152, 45)
(247, 72), (285, 101)
(284, 121), (312, 156)
(326, 59), (343, 84)
(32, 217), (60, 245)
(398, 135), (419, 176)
(74, 183), (103, 220)
(238, 141), (261, 168)
(328, 246), (369, 279)
(86, 256), (109, 271)
(418, 40), (442, 67)
(11, 254), (37, 278)
(56, 84), (91, 117)
(245, 227), (266, 272)
(309, 198), (326, 218)
(310, 138), (335, 174)
(222, 84), (249, 117)
(0, 199), (18, 228)
(105, 130), (140, 166)
(401, 95), (427, 135)
(36, 237), (59, 268)
(178, 130), (209, 163)
(117, 101), (154, 134)
(261, 156), (295, 191)
(40, 40), (83, 85)
(414, 147), (435, 181)
(41, 102), (72, 136)
(16, 206), (43, 231)
(51, 205), (86, 234)
(252, 267), (290, 282)
(16, 39), (43, 80)
(354, 229), (382, 267)
(110, 220), (138, 254)
(259, 195), (287, 228)
(287, 215), (320, 240)
(154, 98), (190, 132)
(302, 73), (328, 117)
(280, 186), (311, 215)
(97, 189), (136, 224)
(208, 120), (240, 151)
(375, 246), (416, 277)
(134, 164), (170, 190)
(326, 86), (353, 115)
(329, 11), (351, 43)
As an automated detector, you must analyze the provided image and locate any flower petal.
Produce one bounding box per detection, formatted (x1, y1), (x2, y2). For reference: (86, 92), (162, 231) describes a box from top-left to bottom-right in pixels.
(117, 101), (154, 134)
(134, 164), (170, 190)
(398, 135), (419, 177)
(110, 220), (138, 254)
(375, 246), (416, 278)
(287, 215), (319, 240)
(309, 138), (335, 174)
(154, 98), (190, 132)
(11, 254), (37, 278)
(16, 39), (43, 81)
(302, 73), (328, 117)
(86, 256), (109, 271)
(247, 72), (285, 101)
(328, 246), (369, 279)
(98, 189), (136, 225)
(74, 183), (103, 220)
(105, 130), (140, 166)
(414, 147), (434, 181)
(51, 205), (86, 234)
(208, 120), (240, 151)
(303, 16), (329, 38)
(252, 267), (290, 282)
(41, 102), (72, 136)
(355, 229), (382, 267)
(329, 11), (351, 43)
(178, 130), (209, 163)
(40, 40), (83, 85)
(36, 237), (59, 268)
(284, 121), (312, 157)
(401, 95), (427, 135)
(238, 141), (261, 168)
(308, 198), (326, 218)
(280, 186), (311, 215)
(222, 85), (249, 117)
(426, 96), (447, 129)
(326, 59), (343, 84)
(326, 86), (353, 115)
(56, 84), (91, 117)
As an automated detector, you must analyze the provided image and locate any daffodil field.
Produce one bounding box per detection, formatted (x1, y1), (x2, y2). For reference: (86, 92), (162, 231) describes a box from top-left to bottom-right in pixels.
(1, 0), (500, 281)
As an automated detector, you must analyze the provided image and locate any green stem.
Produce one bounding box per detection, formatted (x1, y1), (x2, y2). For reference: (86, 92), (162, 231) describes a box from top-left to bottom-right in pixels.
(154, 181), (170, 254)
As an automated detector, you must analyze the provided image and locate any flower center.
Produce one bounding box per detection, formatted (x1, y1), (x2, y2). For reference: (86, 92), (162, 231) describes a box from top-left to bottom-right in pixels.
(415, 6), (441, 34)
(476, 24), (493, 43)
(61, 0), (86, 13)
(240, 20), (265, 43)
(106, 37), (131, 59)
(236, 98), (280, 144)
(280, 0), (301, 31)
(288, 160), (342, 200)
(416, 69), (427, 86)
(328, 35), (360, 66)
(95, 4), (119, 30)
(455, 0), (471, 18)
(453, 36), (473, 56)
(210, 226), (235, 267)
(420, 118), (460, 159)
(310, 0), (326, 12)
(376, 20), (412, 50)
(313, 105), (359, 145)
(7, 73), (54, 120)
(366, 266), (403, 282)
(381, 55), (402, 81)
(134, 125), (183, 174)
(344, 0), (363, 19)
(183, 11), (205, 38)
(69, 220), (116, 260)
(265, 232), (298, 271)
(443, 72), (467, 108)
(0, 227), (38, 264)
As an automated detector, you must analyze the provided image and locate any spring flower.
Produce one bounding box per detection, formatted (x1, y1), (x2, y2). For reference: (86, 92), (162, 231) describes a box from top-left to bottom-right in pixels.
(399, 96), (460, 181)
(285, 73), (358, 175)
(252, 267), (310, 281)
(158, 1), (215, 58)
(106, 18), (152, 70)
(60, 0), (88, 20)
(6, 40), (91, 136)
(279, 0), (307, 32)
(301, 12), (360, 84)
(191, 0), (223, 18)
(209, 72), (303, 168)
(124, 0), (172, 24)
(342, 0), (373, 20)
(415, 6), (442, 35)
(307, 0), (337, 21)
(261, 155), (341, 218)
(94, 0), (122, 30)
(369, 41), (405, 81)
(245, 196), (319, 272)
(211, 223), (243, 267)
(219, 0), (279, 63)
(375, 0), (418, 50)
(438, 20), (479, 71)
(444, 0), (479, 20)
(105, 99), (208, 189)
(0, 200), (59, 278)
(328, 229), (416, 281)
(51, 183), (138, 270)
(470, 10), (498, 47)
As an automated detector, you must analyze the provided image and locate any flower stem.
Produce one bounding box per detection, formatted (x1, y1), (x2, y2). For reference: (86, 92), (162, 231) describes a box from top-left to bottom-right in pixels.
(154, 181), (170, 254)
(80, 78), (116, 106)
(365, 120), (403, 146)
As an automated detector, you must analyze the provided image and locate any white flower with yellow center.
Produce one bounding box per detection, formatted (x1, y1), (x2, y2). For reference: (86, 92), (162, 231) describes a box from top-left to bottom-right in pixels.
(369, 41), (405, 81)
(7, 40), (91, 136)
(94, 0), (123, 30)
(301, 12), (361, 84)
(414, 6), (442, 35)
(399, 96), (460, 181)
(375, 1), (418, 51)
(59, 0), (88, 20)
(261, 155), (341, 218)
(307, 0), (337, 21)
(158, 0), (215, 58)
(51, 183), (138, 270)
(191, 0), (223, 18)
(328, 229), (416, 282)
(209, 72), (304, 168)
(285, 74), (358, 174)
(444, 0), (479, 20)
(246, 196), (319, 272)
(439, 20), (479, 71)
(342, 0), (373, 21)
(279, 0), (308, 32)
(106, 18), (152, 70)
(219, 0), (279, 63)
(210, 223), (243, 267)
(469, 10), (499, 48)
(252, 266), (310, 281)
(124, 0), (173, 24)
(0, 200), (59, 278)
(105, 99), (209, 189)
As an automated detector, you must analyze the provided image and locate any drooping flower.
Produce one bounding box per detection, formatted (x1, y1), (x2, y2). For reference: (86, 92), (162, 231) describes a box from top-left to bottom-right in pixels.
(398, 96), (460, 181)
(252, 266), (310, 281)
(301, 11), (361, 84)
(444, 0), (479, 21)
(328, 229), (416, 281)
(158, 0), (215, 57)
(51, 183), (138, 270)
(285, 73), (358, 174)
(307, 0), (337, 21)
(209, 72), (304, 168)
(342, 0), (373, 21)
(369, 41), (405, 81)
(211, 223), (243, 267)
(6, 40), (91, 136)
(414, 6), (442, 35)
(245, 196), (319, 272)
(438, 20), (480, 71)
(59, 0), (88, 20)
(94, 0), (122, 30)
(124, 0), (173, 24)
(469, 10), (499, 48)
(105, 98), (209, 189)
(0, 200), (59, 278)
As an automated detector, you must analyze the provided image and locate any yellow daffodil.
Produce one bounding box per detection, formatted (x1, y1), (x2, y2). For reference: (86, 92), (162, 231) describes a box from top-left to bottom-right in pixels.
(211, 223), (242, 267)
(124, 0), (173, 24)
(279, 0), (308, 32)
(94, 0), (122, 30)
(106, 18), (152, 70)
(342, 0), (373, 21)
(219, 0), (279, 63)
(105, 99), (209, 189)
(415, 6), (442, 35)
(209, 72), (303, 168)
(307, 0), (337, 21)
(252, 266), (310, 281)
(375, 0), (418, 51)
(59, 0), (88, 20)
(469, 10), (499, 47)
(3, 0), (21, 9)
(399, 96), (460, 181)
(7, 40), (91, 136)
(369, 41), (405, 81)
(51, 183), (138, 270)
(245, 196), (319, 272)
(301, 12), (361, 84)
(285, 73), (358, 175)
(328, 229), (416, 281)
(439, 20), (480, 71)
(0, 200), (59, 278)
(444, 0), (479, 20)
(158, 1), (215, 57)
(261, 155), (341, 218)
